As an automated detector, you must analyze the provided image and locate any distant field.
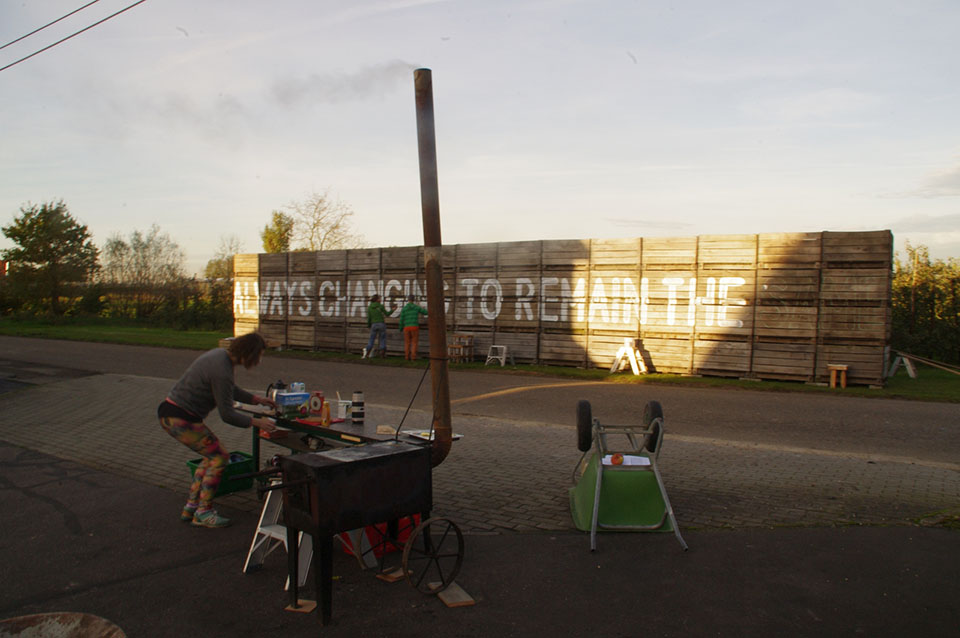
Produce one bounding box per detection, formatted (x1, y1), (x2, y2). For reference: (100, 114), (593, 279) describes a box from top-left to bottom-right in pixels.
(1, 318), (956, 402)
(0, 318), (227, 350)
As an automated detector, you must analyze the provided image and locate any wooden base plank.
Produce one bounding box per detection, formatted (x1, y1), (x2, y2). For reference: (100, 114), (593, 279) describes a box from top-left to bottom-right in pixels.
(376, 566), (409, 583)
(433, 581), (476, 607)
(284, 599), (317, 613)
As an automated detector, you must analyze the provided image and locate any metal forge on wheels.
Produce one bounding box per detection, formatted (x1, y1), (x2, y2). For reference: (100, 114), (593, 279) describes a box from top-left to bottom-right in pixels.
(259, 441), (464, 625)
(569, 399), (688, 552)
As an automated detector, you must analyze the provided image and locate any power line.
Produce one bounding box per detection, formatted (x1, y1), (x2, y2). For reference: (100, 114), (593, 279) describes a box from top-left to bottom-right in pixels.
(0, 0), (150, 74)
(0, 0), (104, 52)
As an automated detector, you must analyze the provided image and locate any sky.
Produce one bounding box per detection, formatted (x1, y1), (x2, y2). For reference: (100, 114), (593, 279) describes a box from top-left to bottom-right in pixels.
(1, 0), (959, 276)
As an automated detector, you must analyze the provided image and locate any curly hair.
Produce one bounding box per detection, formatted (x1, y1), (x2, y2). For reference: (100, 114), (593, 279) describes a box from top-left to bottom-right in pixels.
(227, 332), (267, 367)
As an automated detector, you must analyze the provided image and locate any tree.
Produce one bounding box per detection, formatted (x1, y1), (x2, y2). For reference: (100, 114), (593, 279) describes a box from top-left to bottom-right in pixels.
(261, 211), (294, 253)
(283, 190), (365, 251)
(99, 225), (185, 318)
(1, 200), (99, 314)
(891, 242), (960, 364)
(204, 234), (244, 281)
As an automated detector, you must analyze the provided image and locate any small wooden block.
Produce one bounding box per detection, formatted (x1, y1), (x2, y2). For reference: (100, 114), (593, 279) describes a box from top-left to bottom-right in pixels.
(284, 599), (317, 613)
(434, 581), (475, 608)
(376, 566), (409, 583)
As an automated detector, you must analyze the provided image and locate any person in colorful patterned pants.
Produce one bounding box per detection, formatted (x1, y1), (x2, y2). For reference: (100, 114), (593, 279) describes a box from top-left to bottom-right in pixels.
(158, 332), (277, 528)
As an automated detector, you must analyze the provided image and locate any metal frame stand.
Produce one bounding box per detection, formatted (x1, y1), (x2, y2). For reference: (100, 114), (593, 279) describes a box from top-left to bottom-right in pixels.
(572, 407), (687, 552)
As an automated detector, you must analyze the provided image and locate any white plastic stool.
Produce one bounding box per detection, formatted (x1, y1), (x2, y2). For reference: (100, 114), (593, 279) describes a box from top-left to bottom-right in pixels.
(485, 345), (507, 366)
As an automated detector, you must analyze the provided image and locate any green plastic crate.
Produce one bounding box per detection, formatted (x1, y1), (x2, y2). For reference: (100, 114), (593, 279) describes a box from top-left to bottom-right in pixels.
(186, 451), (254, 496)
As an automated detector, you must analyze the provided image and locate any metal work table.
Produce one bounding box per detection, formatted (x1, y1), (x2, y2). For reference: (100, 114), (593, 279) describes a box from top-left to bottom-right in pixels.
(238, 403), (395, 468)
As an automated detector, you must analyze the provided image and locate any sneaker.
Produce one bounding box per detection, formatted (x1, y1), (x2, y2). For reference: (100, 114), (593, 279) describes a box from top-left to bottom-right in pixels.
(192, 509), (231, 528)
(180, 504), (198, 522)
(362, 347), (368, 358)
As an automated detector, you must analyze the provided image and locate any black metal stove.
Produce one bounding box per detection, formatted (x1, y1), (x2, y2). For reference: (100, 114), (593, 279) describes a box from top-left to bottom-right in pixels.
(275, 440), (433, 624)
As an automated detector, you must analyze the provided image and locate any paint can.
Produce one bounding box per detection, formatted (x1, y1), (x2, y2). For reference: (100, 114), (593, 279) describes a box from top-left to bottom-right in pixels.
(309, 391), (324, 415)
(351, 391), (364, 424)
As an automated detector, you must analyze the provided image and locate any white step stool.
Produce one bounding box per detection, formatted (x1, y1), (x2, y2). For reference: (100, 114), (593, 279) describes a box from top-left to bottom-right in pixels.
(242, 481), (313, 589)
(243, 480), (380, 589)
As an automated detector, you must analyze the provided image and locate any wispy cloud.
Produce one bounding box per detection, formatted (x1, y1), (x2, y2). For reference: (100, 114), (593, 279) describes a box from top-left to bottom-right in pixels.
(910, 163), (960, 198)
(271, 60), (418, 107)
(887, 213), (960, 233)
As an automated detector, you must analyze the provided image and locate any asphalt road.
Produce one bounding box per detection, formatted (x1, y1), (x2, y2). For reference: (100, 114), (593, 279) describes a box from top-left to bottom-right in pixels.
(1, 335), (956, 465)
(1, 336), (958, 637)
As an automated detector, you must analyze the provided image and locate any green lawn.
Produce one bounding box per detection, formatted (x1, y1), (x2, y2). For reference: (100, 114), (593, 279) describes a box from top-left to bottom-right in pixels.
(0, 318), (228, 350)
(1, 317), (956, 402)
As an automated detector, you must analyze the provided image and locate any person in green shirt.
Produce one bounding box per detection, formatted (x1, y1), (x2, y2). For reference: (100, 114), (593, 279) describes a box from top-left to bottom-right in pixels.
(399, 294), (428, 360)
(364, 294), (388, 358)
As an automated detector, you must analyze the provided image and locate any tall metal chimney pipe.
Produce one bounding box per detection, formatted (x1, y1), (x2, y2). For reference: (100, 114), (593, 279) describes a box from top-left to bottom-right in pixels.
(414, 68), (452, 467)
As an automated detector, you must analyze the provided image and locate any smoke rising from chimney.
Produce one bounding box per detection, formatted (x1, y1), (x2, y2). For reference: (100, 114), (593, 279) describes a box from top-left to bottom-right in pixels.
(272, 60), (418, 107)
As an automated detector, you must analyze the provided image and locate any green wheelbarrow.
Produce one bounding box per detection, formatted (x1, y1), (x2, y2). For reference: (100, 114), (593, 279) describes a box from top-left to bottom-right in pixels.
(569, 399), (688, 552)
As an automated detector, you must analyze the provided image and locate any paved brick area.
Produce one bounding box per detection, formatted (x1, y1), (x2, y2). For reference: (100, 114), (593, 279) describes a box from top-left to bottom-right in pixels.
(1, 372), (957, 534)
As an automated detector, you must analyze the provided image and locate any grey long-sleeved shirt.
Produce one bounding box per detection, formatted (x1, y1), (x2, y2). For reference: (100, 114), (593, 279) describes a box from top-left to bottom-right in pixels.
(167, 348), (255, 428)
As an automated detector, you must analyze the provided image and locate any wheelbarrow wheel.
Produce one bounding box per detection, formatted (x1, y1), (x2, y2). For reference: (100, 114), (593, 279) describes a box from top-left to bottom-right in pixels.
(402, 517), (464, 594)
(576, 399), (593, 452)
(642, 400), (664, 454)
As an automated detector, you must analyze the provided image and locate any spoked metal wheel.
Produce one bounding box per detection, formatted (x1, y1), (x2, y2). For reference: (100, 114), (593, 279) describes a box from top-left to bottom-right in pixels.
(401, 517), (464, 594)
(355, 516), (419, 572)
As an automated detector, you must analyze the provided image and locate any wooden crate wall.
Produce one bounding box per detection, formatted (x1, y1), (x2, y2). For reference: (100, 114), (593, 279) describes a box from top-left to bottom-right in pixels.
(815, 231), (892, 385)
(233, 229), (891, 383)
(751, 232), (822, 380)
(233, 253), (260, 337)
(640, 236), (697, 373)
(693, 234), (757, 377)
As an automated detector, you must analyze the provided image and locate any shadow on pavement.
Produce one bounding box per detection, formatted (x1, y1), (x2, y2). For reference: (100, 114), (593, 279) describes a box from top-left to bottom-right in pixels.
(1, 442), (957, 637)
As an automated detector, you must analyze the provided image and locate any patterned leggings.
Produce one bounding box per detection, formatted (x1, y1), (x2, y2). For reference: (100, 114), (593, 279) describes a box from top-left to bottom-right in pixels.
(159, 416), (228, 511)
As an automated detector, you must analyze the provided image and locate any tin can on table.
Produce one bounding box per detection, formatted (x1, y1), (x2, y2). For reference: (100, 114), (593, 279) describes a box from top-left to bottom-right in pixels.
(351, 391), (364, 424)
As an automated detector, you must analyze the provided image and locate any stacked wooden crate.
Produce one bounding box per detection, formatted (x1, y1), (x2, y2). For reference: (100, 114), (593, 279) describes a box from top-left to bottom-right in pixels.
(539, 240), (591, 366)
(314, 250), (347, 350)
(286, 251), (316, 348)
(344, 248), (382, 354)
(752, 233), (822, 380)
(233, 229), (892, 385)
(450, 243), (499, 360)
(692, 234), (757, 377)
(233, 253), (260, 337)
(640, 237), (697, 374)
(491, 241), (542, 363)
(257, 253), (288, 347)
(585, 238), (643, 369)
(815, 231), (892, 385)
(380, 245), (423, 356)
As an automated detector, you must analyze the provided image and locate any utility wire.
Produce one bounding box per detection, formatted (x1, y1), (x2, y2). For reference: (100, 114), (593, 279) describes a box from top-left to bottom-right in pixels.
(0, 0), (149, 74)
(0, 0), (103, 52)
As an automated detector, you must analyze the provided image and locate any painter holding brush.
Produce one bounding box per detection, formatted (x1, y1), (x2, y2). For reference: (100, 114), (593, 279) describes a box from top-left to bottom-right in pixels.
(157, 332), (278, 528)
